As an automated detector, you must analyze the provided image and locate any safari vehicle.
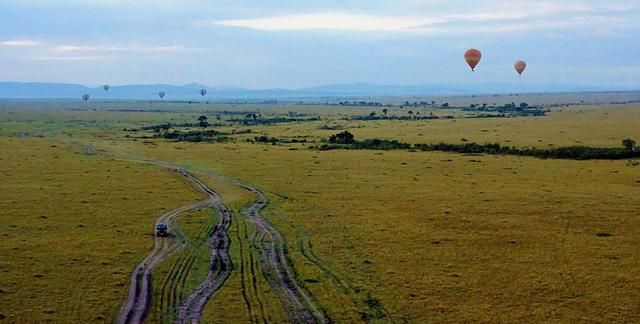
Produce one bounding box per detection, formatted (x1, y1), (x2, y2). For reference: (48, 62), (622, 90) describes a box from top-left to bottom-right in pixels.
(155, 223), (169, 237)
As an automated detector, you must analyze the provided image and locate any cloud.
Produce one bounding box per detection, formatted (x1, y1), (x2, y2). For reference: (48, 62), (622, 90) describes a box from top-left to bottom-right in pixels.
(208, 2), (636, 34)
(51, 44), (198, 53)
(1, 39), (41, 47)
(209, 11), (561, 33)
(33, 55), (112, 61)
(10, 42), (197, 62)
(213, 13), (428, 32)
(4, 0), (204, 8)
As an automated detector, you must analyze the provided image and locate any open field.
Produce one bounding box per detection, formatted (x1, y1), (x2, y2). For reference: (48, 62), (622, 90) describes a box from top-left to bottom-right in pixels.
(122, 139), (640, 323)
(0, 137), (202, 322)
(1, 98), (639, 323)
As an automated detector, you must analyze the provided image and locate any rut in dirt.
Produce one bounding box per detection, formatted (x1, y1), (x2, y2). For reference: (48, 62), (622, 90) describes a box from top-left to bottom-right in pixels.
(175, 173), (233, 324)
(116, 166), (232, 324)
(241, 185), (330, 324)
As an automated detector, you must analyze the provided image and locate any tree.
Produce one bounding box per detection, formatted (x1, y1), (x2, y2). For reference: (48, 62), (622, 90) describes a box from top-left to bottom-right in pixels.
(328, 131), (355, 144)
(197, 115), (209, 130)
(441, 103), (449, 108)
(369, 111), (377, 118)
(382, 108), (388, 116)
(622, 138), (637, 151)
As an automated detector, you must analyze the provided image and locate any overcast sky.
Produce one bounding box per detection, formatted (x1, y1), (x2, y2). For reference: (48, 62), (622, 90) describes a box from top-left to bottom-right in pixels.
(1, 0), (639, 89)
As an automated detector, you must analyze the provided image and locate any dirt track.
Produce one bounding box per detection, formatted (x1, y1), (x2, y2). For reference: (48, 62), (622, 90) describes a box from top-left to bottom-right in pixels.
(117, 167), (230, 324)
(116, 162), (329, 323)
(241, 185), (329, 324)
(175, 174), (233, 324)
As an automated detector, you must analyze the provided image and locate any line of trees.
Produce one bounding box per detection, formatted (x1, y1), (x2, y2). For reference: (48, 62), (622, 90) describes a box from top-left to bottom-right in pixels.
(319, 131), (640, 160)
(339, 101), (385, 107)
(159, 129), (226, 142)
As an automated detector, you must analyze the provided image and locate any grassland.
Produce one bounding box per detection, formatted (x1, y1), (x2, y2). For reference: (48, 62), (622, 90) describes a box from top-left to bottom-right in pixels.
(0, 137), (201, 322)
(123, 139), (640, 323)
(1, 99), (639, 323)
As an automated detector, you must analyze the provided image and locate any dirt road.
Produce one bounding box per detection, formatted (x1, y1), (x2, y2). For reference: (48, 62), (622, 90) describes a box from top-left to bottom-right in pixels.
(175, 174), (233, 324)
(117, 167), (230, 324)
(241, 185), (329, 324)
(116, 162), (328, 323)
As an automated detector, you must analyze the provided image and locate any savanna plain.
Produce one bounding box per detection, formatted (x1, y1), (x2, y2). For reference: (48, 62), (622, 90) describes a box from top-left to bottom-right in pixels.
(1, 95), (639, 323)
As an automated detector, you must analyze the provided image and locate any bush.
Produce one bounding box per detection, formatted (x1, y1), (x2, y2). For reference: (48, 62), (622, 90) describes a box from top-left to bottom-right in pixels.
(254, 136), (279, 144)
(622, 138), (637, 151)
(329, 131), (355, 144)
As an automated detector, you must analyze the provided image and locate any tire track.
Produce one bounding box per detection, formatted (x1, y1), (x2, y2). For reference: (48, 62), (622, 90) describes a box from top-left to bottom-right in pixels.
(117, 167), (225, 324)
(299, 239), (393, 322)
(236, 218), (258, 323)
(159, 253), (188, 322)
(244, 220), (269, 324)
(175, 175), (233, 324)
(158, 221), (211, 323)
(241, 185), (329, 324)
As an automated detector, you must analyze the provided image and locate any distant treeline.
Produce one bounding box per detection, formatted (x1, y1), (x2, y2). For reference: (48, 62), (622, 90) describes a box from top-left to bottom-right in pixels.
(338, 101), (387, 107)
(228, 116), (321, 125)
(251, 135), (309, 144)
(158, 130), (227, 142)
(348, 115), (453, 121)
(125, 122), (197, 132)
(316, 131), (640, 160)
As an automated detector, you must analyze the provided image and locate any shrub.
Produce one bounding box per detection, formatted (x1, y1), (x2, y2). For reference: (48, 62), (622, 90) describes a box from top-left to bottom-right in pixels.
(329, 131), (355, 144)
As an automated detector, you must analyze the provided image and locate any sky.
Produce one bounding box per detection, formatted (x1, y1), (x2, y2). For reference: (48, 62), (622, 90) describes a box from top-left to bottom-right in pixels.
(0, 0), (639, 89)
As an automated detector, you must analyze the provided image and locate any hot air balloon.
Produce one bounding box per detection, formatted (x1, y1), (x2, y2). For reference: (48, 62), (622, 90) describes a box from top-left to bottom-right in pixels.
(199, 89), (207, 97)
(103, 84), (110, 92)
(159, 91), (166, 99)
(514, 60), (527, 76)
(82, 94), (90, 102)
(464, 49), (482, 71)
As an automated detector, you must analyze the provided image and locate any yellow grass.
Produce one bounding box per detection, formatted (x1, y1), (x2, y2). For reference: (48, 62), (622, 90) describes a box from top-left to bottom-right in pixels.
(0, 137), (201, 322)
(2, 102), (640, 323)
(120, 107), (640, 322)
(194, 173), (289, 323)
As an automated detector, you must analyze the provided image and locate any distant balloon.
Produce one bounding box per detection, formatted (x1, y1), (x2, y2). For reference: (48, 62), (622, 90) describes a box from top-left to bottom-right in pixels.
(82, 94), (90, 102)
(199, 89), (207, 97)
(103, 84), (110, 92)
(464, 49), (482, 71)
(159, 91), (166, 99)
(514, 60), (527, 76)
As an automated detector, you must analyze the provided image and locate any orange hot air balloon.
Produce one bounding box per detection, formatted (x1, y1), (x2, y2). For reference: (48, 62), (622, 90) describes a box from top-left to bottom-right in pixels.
(464, 49), (482, 71)
(514, 60), (527, 76)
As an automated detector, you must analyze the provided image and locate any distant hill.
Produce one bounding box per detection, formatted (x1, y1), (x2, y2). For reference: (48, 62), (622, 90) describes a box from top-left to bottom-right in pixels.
(0, 81), (629, 100)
